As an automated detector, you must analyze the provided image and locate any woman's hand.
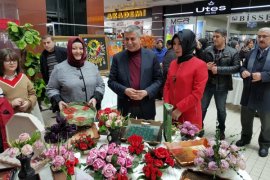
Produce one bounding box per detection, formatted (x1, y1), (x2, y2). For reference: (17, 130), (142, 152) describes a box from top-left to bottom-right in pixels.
(88, 98), (97, 108)
(172, 109), (182, 121)
(59, 101), (68, 111)
(18, 100), (31, 112)
(11, 98), (23, 108)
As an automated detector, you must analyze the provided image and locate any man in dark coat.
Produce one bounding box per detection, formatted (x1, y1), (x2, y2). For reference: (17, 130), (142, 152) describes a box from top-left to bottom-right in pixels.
(236, 27), (270, 157)
(40, 35), (67, 84)
(108, 25), (162, 120)
(162, 40), (177, 82)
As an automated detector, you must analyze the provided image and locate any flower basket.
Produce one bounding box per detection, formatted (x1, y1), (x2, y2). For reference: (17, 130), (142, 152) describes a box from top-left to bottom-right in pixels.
(61, 102), (97, 127)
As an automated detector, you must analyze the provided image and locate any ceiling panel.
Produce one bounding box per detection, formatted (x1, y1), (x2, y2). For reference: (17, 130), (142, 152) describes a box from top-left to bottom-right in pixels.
(104, 0), (205, 12)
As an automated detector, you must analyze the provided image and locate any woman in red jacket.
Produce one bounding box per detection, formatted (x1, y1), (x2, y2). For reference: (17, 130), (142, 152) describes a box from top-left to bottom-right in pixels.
(163, 29), (208, 129)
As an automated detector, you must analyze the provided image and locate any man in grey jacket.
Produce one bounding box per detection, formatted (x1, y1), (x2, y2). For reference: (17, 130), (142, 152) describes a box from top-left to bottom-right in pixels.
(201, 29), (240, 140)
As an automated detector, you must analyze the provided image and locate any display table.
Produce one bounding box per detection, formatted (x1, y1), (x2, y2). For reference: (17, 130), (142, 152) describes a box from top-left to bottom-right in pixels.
(226, 77), (243, 106)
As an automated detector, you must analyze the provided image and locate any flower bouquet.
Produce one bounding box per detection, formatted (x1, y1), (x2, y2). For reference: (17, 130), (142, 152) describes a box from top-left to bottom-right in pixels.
(194, 131), (246, 178)
(44, 114), (77, 144)
(71, 133), (96, 154)
(127, 134), (144, 156)
(44, 145), (79, 180)
(140, 147), (175, 180)
(85, 143), (134, 180)
(179, 121), (200, 140)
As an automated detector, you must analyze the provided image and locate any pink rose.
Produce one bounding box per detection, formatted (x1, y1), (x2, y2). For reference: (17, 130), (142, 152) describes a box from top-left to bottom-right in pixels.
(208, 161), (218, 171)
(218, 149), (228, 158)
(107, 145), (115, 155)
(33, 140), (44, 150)
(120, 166), (127, 175)
(113, 147), (120, 155)
(102, 164), (117, 178)
(230, 144), (239, 152)
(117, 157), (126, 166)
(125, 156), (133, 168)
(180, 128), (188, 134)
(220, 159), (229, 170)
(188, 130), (195, 137)
(18, 133), (31, 142)
(86, 150), (98, 165)
(205, 147), (214, 157)
(98, 148), (107, 159)
(92, 158), (106, 171)
(21, 144), (33, 156)
(8, 148), (19, 158)
(220, 140), (230, 149)
(106, 155), (113, 162)
(108, 112), (118, 120)
(52, 155), (65, 168)
(194, 157), (204, 166)
(106, 120), (112, 127)
(115, 119), (122, 127)
(59, 146), (67, 155)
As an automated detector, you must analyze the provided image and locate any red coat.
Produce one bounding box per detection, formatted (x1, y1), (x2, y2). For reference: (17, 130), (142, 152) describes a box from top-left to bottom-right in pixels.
(163, 57), (208, 129)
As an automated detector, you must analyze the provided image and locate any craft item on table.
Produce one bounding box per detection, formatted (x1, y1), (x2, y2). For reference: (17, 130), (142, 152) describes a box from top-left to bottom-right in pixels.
(71, 123), (100, 140)
(180, 169), (229, 180)
(164, 138), (209, 166)
(163, 103), (173, 142)
(61, 102), (96, 126)
(121, 119), (163, 145)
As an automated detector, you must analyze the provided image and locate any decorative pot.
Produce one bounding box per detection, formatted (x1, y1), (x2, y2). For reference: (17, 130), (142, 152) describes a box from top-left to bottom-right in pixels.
(16, 153), (35, 180)
(107, 128), (122, 145)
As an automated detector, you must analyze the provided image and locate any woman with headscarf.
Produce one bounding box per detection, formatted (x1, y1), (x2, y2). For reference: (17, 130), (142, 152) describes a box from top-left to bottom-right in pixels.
(163, 29), (208, 129)
(46, 37), (105, 112)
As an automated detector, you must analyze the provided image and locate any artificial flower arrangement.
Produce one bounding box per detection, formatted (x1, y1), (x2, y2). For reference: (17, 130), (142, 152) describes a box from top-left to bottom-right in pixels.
(85, 143), (135, 180)
(97, 108), (128, 133)
(127, 134), (144, 156)
(194, 131), (246, 177)
(9, 131), (42, 158)
(43, 144), (79, 180)
(44, 114), (77, 144)
(140, 147), (175, 180)
(179, 121), (200, 140)
(71, 133), (96, 153)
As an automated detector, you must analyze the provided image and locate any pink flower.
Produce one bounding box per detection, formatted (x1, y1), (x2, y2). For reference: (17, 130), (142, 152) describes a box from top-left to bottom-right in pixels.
(208, 161), (218, 171)
(117, 157), (126, 166)
(180, 128), (188, 134)
(230, 145), (239, 152)
(194, 157), (204, 166)
(119, 149), (128, 158)
(220, 159), (229, 170)
(106, 155), (113, 162)
(108, 112), (118, 120)
(102, 164), (117, 178)
(107, 145), (115, 155)
(18, 133), (31, 142)
(92, 158), (106, 171)
(113, 147), (120, 155)
(21, 144), (33, 156)
(52, 155), (65, 168)
(205, 147), (214, 157)
(106, 120), (112, 127)
(120, 166), (127, 175)
(220, 141), (230, 149)
(86, 150), (98, 166)
(59, 145), (67, 155)
(125, 156), (133, 168)
(8, 148), (19, 158)
(98, 148), (107, 159)
(115, 119), (123, 127)
(218, 149), (228, 158)
(188, 130), (195, 137)
(33, 140), (44, 150)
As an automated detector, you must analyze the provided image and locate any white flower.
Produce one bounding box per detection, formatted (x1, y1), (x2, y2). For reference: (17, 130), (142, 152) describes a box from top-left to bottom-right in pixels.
(21, 144), (33, 156)
(18, 133), (31, 143)
(106, 119), (113, 127)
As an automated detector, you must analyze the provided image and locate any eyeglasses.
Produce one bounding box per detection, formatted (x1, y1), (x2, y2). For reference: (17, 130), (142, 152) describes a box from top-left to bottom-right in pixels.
(4, 59), (18, 64)
(257, 35), (270, 39)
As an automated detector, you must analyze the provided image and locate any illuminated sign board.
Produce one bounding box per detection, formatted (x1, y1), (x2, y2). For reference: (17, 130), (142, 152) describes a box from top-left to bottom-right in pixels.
(194, 0), (231, 16)
(106, 9), (150, 20)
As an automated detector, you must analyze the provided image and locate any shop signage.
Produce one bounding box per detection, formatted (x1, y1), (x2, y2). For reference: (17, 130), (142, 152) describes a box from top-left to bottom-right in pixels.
(230, 12), (270, 23)
(194, 0), (231, 16)
(106, 9), (149, 20)
(166, 17), (196, 26)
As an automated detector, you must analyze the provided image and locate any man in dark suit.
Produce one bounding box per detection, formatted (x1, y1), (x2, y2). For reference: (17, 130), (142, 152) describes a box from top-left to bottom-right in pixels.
(108, 25), (162, 120)
(236, 27), (270, 157)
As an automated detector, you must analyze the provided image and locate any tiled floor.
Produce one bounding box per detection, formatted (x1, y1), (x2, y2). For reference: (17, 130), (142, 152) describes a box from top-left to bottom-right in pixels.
(42, 100), (269, 180)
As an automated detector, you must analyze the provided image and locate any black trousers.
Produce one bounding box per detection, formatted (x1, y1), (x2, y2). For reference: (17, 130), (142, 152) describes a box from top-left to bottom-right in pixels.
(241, 106), (270, 148)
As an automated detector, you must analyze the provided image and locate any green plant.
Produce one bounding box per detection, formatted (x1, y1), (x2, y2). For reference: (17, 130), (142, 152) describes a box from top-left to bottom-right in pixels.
(7, 22), (47, 102)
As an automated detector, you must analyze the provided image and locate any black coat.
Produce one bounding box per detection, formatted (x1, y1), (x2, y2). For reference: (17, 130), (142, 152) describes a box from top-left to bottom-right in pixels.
(162, 48), (177, 82)
(202, 45), (240, 91)
(40, 46), (67, 84)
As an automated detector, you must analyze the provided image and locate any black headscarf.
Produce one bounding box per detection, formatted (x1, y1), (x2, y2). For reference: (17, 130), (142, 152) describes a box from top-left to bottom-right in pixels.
(172, 29), (197, 64)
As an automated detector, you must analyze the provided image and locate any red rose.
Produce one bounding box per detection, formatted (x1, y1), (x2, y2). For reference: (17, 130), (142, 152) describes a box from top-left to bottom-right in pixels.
(165, 157), (175, 167)
(154, 147), (169, 159)
(74, 157), (79, 166)
(79, 142), (88, 150)
(98, 121), (104, 127)
(67, 166), (75, 175)
(144, 153), (153, 164)
(115, 173), (128, 180)
(143, 164), (151, 177)
(154, 159), (164, 167)
(128, 146), (135, 153)
(127, 134), (143, 147)
(104, 108), (112, 114)
(156, 168), (162, 177)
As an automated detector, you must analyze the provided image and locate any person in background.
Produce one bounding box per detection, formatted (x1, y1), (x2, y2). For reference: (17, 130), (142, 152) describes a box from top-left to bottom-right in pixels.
(163, 29), (208, 129)
(239, 38), (254, 62)
(40, 35), (67, 84)
(236, 27), (270, 157)
(108, 25), (162, 120)
(228, 40), (240, 51)
(46, 37), (105, 112)
(0, 48), (37, 113)
(162, 40), (177, 83)
(153, 38), (167, 64)
(201, 28), (240, 140)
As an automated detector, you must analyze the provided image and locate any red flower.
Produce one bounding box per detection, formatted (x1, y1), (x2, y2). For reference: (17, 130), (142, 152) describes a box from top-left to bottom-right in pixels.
(115, 173), (128, 180)
(154, 159), (164, 167)
(165, 157), (175, 167)
(67, 166), (75, 175)
(128, 146), (135, 154)
(127, 134), (143, 147)
(79, 142), (88, 150)
(143, 164), (162, 180)
(154, 147), (170, 159)
(144, 152), (153, 164)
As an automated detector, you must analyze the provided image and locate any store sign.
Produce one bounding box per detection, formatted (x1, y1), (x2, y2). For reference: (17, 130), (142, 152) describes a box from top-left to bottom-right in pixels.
(194, 0), (231, 16)
(106, 9), (148, 20)
(166, 17), (196, 26)
(230, 12), (270, 23)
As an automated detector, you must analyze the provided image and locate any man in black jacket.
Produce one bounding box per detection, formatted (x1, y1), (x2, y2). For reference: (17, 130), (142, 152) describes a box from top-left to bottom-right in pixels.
(40, 35), (67, 84)
(201, 29), (240, 140)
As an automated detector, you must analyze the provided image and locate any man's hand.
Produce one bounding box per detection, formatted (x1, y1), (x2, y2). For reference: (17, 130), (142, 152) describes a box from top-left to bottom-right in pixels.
(172, 109), (182, 121)
(59, 101), (68, 111)
(88, 98), (97, 108)
(241, 70), (251, 79)
(124, 88), (137, 98)
(131, 90), (148, 100)
(252, 72), (262, 82)
(207, 62), (215, 70)
(211, 65), (218, 74)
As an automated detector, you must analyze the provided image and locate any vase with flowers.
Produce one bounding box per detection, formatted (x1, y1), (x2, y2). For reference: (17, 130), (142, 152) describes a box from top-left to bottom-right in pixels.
(179, 121), (200, 141)
(85, 143), (135, 180)
(44, 144), (79, 180)
(9, 131), (42, 180)
(72, 133), (96, 155)
(97, 108), (129, 144)
(194, 130), (246, 179)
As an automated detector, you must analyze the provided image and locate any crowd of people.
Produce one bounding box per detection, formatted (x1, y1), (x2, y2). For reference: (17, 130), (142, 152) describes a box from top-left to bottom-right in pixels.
(0, 25), (270, 158)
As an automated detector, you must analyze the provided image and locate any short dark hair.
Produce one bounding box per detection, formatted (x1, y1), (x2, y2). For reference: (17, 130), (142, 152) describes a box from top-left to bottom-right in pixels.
(42, 34), (54, 41)
(0, 48), (21, 76)
(214, 28), (227, 37)
(166, 40), (172, 46)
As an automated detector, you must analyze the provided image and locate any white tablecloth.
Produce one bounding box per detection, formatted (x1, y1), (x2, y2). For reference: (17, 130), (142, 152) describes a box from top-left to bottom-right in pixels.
(226, 77), (243, 106)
